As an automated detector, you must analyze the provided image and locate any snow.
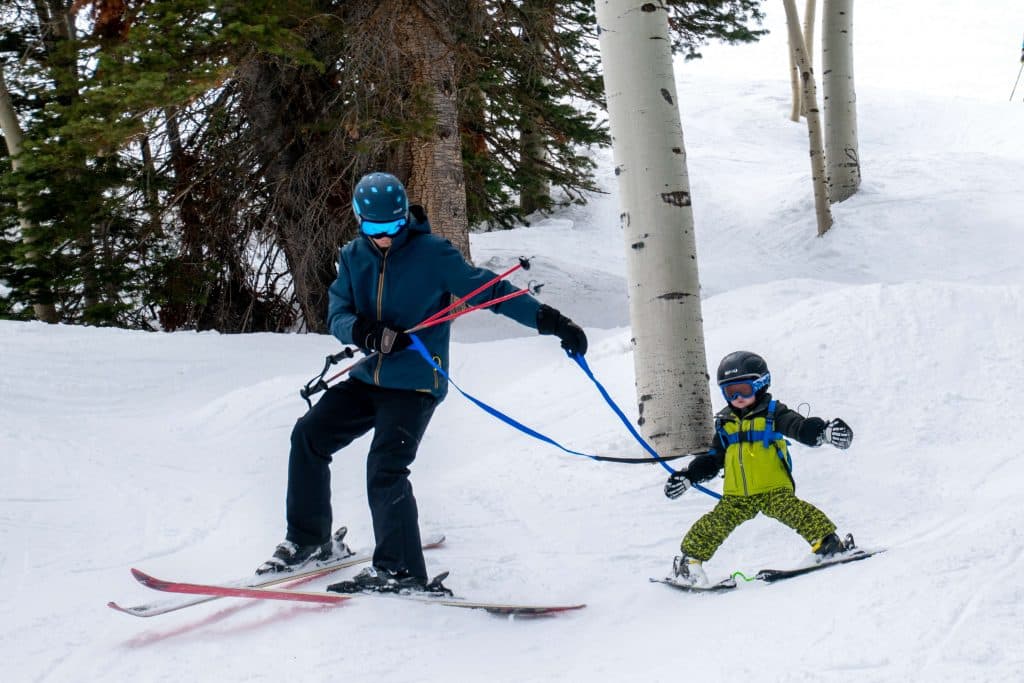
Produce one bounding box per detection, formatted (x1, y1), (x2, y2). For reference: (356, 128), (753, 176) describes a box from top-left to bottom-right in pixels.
(3, 3), (1024, 681)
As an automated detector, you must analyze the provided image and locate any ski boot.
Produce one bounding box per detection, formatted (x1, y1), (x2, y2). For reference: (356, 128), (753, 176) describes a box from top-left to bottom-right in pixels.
(256, 526), (354, 575)
(671, 554), (709, 588)
(327, 567), (453, 596)
(812, 532), (856, 563)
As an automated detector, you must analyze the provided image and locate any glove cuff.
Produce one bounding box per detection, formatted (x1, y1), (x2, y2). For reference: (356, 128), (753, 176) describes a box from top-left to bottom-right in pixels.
(797, 417), (827, 446)
(351, 317), (373, 349)
(536, 304), (563, 335)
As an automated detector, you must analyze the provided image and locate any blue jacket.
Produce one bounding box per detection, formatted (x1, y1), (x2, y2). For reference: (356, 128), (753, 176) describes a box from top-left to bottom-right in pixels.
(327, 215), (542, 399)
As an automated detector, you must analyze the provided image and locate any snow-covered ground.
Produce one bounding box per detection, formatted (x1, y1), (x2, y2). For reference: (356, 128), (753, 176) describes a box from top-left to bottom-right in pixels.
(3, 3), (1023, 682)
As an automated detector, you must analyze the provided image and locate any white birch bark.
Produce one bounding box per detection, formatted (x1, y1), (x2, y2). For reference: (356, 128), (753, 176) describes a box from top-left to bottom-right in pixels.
(803, 0), (817, 68)
(782, 0), (833, 235)
(0, 67), (59, 323)
(800, 0), (817, 117)
(788, 35), (802, 122)
(594, 0), (712, 454)
(822, 0), (861, 202)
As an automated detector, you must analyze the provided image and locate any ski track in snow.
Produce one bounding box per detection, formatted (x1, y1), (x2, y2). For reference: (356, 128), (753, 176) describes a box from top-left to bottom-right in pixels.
(4, 3), (1024, 681)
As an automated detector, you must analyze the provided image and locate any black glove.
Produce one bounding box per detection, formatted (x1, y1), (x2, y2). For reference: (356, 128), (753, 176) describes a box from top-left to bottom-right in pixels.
(798, 417), (828, 446)
(664, 471), (691, 499)
(352, 317), (411, 354)
(536, 304), (588, 356)
(826, 418), (853, 449)
(409, 204), (428, 224)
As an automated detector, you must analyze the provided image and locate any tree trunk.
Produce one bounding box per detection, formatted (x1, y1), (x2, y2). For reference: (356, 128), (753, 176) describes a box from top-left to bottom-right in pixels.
(138, 133), (164, 240)
(803, 0), (817, 67)
(800, 0), (816, 116)
(396, 1), (471, 257)
(460, 80), (490, 225)
(34, 0), (102, 312)
(517, 0), (555, 217)
(0, 67), (60, 323)
(458, 0), (490, 227)
(788, 32), (802, 122)
(782, 0), (833, 236)
(235, 57), (344, 333)
(594, 0), (713, 455)
(822, 0), (861, 203)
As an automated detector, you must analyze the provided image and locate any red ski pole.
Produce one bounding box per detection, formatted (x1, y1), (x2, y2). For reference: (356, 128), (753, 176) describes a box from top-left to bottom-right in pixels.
(408, 288), (532, 332)
(309, 283), (534, 401)
(417, 257), (530, 328)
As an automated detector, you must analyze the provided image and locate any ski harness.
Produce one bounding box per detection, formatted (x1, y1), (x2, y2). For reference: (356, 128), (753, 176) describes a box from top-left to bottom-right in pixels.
(713, 399), (796, 497)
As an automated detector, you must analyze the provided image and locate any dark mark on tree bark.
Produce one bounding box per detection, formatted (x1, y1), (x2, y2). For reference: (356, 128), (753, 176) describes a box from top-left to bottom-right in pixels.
(660, 191), (691, 206)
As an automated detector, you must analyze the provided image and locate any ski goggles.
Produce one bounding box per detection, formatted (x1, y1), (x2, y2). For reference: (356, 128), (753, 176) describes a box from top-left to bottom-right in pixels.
(719, 372), (771, 401)
(360, 217), (407, 237)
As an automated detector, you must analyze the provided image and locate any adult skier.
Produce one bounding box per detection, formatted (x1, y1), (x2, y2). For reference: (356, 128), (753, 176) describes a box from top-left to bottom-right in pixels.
(256, 172), (588, 594)
(663, 351), (854, 587)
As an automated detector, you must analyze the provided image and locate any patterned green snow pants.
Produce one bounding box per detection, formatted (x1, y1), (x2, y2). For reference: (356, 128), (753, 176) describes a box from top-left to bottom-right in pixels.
(681, 487), (836, 562)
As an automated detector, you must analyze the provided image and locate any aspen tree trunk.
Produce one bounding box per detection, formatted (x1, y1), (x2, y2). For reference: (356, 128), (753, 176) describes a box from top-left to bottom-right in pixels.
(788, 36), (802, 122)
(800, 0), (816, 116)
(782, 0), (833, 236)
(594, 0), (712, 455)
(803, 0), (817, 67)
(0, 68), (59, 323)
(822, 0), (861, 203)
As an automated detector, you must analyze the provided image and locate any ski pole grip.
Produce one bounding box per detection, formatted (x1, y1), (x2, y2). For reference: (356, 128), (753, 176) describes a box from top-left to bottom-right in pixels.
(300, 379), (329, 401)
(330, 348), (355, 363)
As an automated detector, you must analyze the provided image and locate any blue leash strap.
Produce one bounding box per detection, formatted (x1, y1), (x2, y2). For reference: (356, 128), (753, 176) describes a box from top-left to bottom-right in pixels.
(409, 335), (597, 460)
(408, 335), (721, 500)
(570, 353), (721, 500)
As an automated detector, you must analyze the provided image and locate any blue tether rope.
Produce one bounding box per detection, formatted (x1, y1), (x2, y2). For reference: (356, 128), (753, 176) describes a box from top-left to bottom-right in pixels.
(408, 334), (721, 500)
(570, 352), (720, 500)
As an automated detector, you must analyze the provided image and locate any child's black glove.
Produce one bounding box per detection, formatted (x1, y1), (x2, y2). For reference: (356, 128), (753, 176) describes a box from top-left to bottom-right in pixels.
(798, 417), (828, 446)
(826, 418), (853, 449)
(664, 471), (691, 499)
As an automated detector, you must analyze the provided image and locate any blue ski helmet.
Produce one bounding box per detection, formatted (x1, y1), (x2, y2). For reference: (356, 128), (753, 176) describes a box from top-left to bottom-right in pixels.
(352, 172), (409, 236)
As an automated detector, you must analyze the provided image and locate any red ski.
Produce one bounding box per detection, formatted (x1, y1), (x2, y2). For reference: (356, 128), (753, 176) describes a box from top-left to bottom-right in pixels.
(125, 568), (585, 617)
(109, 531), (445, 617)
(128, 568), (351, 606)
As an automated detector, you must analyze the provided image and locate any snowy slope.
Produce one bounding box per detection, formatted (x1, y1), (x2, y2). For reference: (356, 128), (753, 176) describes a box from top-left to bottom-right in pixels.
(3, 3), (1024, 682)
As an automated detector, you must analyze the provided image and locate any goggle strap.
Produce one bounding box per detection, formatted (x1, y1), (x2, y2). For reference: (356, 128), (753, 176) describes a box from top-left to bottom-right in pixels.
(720, 372), (770, 400)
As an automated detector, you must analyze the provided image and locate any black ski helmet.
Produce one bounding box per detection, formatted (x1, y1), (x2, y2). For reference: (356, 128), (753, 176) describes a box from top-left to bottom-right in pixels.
(351, 172), (409, 232)
(716, 351), (770, 386)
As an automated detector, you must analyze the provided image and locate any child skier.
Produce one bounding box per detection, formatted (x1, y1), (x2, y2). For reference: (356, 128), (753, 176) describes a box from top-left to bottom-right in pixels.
(663, 351), (854, 587)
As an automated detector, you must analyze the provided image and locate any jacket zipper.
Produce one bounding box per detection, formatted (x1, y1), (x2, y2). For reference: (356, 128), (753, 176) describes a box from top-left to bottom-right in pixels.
(735, 416), (750, 496)
(373, 248), (389, 386)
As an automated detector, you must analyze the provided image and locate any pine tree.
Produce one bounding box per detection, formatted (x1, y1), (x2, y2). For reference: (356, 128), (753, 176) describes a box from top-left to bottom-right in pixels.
(0, 0), (770, 331)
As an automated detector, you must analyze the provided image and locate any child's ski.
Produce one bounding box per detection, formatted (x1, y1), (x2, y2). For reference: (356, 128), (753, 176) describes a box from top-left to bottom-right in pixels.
(649, 576), (737, 593)
(753, 547), (885, 583)
(651, 548), (885, 594)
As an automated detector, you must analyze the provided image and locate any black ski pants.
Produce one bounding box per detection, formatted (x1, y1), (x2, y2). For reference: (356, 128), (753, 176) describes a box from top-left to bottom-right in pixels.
(286, 378), (437, 580)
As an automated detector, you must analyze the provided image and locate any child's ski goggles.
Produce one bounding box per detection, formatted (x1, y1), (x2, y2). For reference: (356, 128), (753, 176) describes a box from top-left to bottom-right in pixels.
(719, 373), (771, 401)
(360, 217), (407, 237)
